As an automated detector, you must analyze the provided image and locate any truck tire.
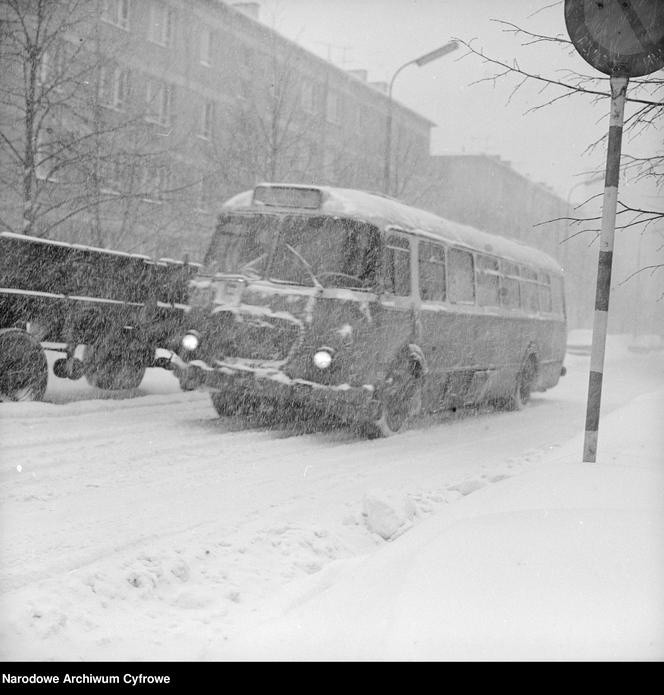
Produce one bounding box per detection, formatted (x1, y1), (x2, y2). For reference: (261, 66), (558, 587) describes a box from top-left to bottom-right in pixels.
(83, 335), (150, 390)
(0, 328), (48, 401)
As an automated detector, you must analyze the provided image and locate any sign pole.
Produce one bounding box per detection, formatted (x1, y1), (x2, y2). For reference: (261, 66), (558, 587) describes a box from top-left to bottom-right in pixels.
(582, 74), (629, 463)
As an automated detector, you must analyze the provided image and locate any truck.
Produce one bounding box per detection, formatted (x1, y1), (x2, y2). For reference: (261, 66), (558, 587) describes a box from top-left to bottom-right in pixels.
(0, 231), (199, 401)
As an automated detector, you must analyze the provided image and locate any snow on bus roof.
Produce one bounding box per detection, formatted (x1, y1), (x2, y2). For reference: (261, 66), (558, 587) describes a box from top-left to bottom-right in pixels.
(222, 184), (563, 274)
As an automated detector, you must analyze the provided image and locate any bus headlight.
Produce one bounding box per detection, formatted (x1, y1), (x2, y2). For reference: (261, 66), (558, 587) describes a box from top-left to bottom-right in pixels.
(313, 347), (334, 370)
(181, 330), (201, 352)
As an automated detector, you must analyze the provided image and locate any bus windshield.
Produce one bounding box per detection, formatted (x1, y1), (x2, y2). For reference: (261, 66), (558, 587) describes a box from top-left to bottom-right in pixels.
(206, 213), (380, 289)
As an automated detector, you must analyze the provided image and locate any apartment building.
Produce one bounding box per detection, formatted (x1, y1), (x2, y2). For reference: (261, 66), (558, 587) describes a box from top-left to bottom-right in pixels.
(0, 0), (433, 261)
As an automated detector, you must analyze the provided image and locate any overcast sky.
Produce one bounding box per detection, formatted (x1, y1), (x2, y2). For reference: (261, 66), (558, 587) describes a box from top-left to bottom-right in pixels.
(254, 0), (661, 204)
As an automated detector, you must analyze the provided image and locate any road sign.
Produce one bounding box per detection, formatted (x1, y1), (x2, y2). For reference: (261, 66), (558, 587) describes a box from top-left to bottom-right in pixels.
(565, 0), (664, 77)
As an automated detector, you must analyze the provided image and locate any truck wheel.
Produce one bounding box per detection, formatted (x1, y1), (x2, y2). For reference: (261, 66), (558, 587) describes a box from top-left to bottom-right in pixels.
(83, 337), (150, 390)
(210, 389), (258, 417)
(210, 391), (239, 416)
(0, 328), (48, 401)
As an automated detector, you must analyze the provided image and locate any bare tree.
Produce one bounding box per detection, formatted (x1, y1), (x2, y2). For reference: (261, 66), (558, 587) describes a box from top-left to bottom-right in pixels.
(0, 0), (197, 253)
(455, 16), (664, 240)
(215, 31), (323, 189)
(454, 6), (664, 333)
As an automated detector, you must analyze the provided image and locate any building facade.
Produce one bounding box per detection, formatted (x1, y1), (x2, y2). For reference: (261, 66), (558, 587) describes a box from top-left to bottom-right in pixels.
(0, 0), (432, 261)
(419, 155), (596, 328)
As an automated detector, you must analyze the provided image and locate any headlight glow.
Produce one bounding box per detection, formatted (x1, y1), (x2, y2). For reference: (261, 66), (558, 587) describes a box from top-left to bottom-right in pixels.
(313, 348), (334, 370)
(181, 331), (201, 351)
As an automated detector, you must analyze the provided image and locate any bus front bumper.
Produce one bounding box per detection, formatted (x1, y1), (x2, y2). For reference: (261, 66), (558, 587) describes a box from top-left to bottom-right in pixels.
(174, 357), (380, 422)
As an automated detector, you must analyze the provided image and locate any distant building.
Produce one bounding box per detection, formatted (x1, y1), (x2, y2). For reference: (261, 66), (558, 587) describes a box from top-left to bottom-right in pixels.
(418, 154), (595, 328)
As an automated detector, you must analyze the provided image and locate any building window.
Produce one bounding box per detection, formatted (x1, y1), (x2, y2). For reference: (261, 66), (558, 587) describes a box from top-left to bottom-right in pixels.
(145, 79), (174, 127)
(148, 2), (175, 47)
(100, 159), (124, 194)
(326, 90), (341, 124)
(195, 176), (217, 211)
(200, 26), (212, 66)
(99, 66), (130, 110)
(199, 100), (215, 140)
(35, 128), (60, 182)
(101, 0), (130, 30)
(141, 164), (172, 202)
(41, 40), (68, 88)
(301, 79), (315, 113)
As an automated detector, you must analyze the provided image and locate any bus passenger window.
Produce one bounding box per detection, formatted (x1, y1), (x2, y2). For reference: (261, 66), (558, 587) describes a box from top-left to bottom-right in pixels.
(537, 272), (552, 313)
(520, 267), (539, 313)
(500, 261), (520, 309)
(476, 255), (500, 307)
(384, 234), (410, 296)
(418, 241), (446, 301)
(448, 248), (475, 304)
(551, 276), (565, 316)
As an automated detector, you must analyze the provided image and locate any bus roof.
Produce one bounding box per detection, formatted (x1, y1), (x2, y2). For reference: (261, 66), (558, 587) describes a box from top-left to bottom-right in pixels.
(222, 183), (563, 275)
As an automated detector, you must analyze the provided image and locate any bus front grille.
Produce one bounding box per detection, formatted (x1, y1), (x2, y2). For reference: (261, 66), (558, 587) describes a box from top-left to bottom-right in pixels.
(204, 310), (302, 363)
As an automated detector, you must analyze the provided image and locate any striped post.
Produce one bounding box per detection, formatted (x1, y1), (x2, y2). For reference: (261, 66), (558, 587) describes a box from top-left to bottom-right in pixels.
(583, 74), (629, 463)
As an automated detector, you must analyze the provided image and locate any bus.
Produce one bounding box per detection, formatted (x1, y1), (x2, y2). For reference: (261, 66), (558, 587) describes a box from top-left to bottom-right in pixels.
(173, 183), (566, 436)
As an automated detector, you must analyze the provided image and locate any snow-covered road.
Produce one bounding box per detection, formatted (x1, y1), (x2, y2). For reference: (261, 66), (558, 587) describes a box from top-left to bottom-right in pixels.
(1, 334), (662, 660)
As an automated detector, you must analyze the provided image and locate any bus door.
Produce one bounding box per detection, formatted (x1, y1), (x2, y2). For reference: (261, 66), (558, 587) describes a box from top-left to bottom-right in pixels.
(418, 242), (478, 409)
(370, 229), (417, 380)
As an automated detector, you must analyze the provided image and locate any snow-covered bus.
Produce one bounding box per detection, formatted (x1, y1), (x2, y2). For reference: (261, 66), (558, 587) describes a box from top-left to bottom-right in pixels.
(174, 183), (567, 436)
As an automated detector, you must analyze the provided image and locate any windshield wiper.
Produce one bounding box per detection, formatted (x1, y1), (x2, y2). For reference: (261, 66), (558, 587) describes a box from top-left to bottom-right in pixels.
(239, 255), (266, 278)
(283, 244), (322, 289)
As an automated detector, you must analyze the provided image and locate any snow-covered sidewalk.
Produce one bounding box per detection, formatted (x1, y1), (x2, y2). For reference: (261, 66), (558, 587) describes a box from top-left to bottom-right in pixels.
(217, 387), (664, 661)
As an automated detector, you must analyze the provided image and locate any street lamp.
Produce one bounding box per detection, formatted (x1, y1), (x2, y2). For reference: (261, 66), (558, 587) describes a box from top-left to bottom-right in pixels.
(383, 40), (458, 196)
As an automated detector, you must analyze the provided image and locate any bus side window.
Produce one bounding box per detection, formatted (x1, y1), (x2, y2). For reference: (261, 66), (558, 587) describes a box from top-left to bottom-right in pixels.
(384, 234), (411, 296)
(551, 275), (565, 316)
(520, 266), (539, 313)
(537, 272), (552, 313)
(476, 255), (500, 307)
(500, 261), (520, 309)
(418, 241), (446, 301)
(448, 248), (475, 304)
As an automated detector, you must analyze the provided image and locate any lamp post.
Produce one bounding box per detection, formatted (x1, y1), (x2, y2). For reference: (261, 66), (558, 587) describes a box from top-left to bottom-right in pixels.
(383, 40), (458, 196)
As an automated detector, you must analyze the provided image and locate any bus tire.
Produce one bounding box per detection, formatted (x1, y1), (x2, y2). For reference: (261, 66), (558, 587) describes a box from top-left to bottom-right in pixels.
(364, 356), (423, 438)
(83, 336), (149, 391)
(0, 328), (48, 402)
(506, 354), (538, 411)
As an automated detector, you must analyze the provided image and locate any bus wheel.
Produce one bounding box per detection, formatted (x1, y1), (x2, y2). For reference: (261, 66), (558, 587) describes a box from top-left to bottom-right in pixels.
(507, 355), (537, 411)
(0, 328), (48, 402)
(365, 361), (422, 438)
(83, 337), (149, 391)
